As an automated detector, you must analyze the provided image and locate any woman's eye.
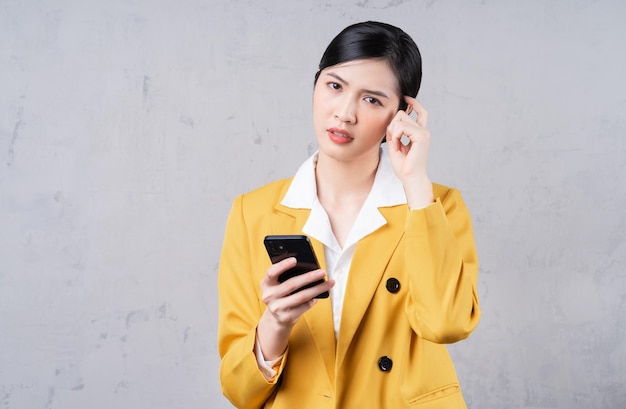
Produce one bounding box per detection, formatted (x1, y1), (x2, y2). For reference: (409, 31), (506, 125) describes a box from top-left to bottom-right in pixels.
(364, 97), (381, 106)
(328, 82), (341, 90)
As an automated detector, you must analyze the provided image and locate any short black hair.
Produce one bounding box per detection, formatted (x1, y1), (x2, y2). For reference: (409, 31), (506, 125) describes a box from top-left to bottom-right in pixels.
(314, 21), (422, 111)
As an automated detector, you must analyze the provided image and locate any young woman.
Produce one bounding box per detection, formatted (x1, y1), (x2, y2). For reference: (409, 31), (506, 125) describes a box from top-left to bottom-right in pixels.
(218, 21), (481, 408)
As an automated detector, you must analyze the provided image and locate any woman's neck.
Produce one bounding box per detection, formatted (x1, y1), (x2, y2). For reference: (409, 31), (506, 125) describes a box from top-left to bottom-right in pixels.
(315, 150), (380, 202)
(314, 149), (380, 247)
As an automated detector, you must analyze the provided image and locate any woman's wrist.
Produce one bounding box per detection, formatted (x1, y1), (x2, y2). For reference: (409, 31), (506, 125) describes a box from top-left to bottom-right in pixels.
(403, 176), (434, 210)
(257, 309), (292, 360)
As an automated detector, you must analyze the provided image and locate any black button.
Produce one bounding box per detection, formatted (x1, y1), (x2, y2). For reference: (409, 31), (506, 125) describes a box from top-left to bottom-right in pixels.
(378, 356), (393, 372)
(386, 278), (400, 293)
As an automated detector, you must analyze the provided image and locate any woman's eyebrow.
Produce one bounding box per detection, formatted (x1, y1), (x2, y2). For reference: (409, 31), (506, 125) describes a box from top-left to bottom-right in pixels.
(326, 72), (390, 99)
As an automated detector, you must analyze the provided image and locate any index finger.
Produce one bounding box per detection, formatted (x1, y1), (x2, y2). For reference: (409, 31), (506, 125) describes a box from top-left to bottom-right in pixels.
(266, 257), (297, 281)
(403, 95), (428, 128)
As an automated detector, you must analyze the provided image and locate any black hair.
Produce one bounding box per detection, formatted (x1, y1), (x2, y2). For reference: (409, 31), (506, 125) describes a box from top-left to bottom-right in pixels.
(314, 21), (422, 111)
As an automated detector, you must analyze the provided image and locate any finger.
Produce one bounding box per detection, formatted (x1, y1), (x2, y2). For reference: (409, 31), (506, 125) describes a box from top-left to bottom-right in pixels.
(265, 273), (334, 320)
(285, 276), (335, 304)
(266, 257), (297, 282)
(403, 96), (428, 128)
(280, 269), (327, 295)
(388, 113), (418, 144)
(267, 297), (316, 326)
(262, 258), (298, 292)
(264, 267), (328, 301)
(386, 119), (405, 152)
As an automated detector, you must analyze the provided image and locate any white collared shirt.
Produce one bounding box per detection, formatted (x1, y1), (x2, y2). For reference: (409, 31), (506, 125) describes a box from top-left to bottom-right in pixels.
(282, 144), (407, 338)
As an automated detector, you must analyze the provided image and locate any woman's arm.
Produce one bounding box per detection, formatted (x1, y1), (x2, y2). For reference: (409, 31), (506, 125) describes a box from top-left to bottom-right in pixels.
(403, 186), (481, 343)
(385, 97), (480, 342)
(218, 195), (281, 408)
(218, 194), (334, 408)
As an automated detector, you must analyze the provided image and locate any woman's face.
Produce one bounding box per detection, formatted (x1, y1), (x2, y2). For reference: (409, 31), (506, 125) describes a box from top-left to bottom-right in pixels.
(312, 58), (401, 164)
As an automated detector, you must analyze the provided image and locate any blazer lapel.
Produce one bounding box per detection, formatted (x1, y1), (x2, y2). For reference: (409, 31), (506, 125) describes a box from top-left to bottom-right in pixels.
(335, 206), (406, 369)
(271, 202), (337, 384)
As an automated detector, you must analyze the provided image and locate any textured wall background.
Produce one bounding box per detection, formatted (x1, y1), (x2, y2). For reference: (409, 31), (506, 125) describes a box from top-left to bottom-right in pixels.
(1, 0), (625, 408)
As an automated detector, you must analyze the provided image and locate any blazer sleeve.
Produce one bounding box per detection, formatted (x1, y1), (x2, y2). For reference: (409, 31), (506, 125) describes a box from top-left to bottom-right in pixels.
(403, 186), (481, 344)
(217, 194), (287, 408)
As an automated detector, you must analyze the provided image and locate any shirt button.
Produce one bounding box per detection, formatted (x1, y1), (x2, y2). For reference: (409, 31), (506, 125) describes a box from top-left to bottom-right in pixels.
(386, 278), (401, 293)
(378, 356), (393, 372)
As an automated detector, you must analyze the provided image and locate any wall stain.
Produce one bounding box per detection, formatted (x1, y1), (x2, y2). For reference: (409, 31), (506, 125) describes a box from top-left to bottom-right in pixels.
(125, 310), (149, 329)
(114, 381), (129, 394)
(45, 387), (54, 409)
(142, 75), (150, 103)
(1, 391), (10, 406)
(96, 332), (108, 349)
(156, 303), (167, 319)
(180, 116), (195, 128)
(355, 0), (409, 9)
(7, 103), (24, 167)
(254, 133), (263, 145)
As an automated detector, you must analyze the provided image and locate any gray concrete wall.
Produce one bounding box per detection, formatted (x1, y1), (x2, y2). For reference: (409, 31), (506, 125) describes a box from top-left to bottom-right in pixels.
(1, 0), (625, 408)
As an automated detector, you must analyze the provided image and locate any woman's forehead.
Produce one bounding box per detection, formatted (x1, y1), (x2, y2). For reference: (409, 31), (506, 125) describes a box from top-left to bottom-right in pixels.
(322, 59), (400, 95)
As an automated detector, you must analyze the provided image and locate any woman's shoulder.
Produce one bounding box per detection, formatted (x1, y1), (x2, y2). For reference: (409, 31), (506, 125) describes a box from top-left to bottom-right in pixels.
(432, 182), (466, 203)
(432, 182), (456, 196)
(243, 178), (292, 199)
(235, 178), (294, 213)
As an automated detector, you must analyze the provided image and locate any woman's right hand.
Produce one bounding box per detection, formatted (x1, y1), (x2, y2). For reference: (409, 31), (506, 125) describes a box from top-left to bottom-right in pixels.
(257, 257), (334, 360)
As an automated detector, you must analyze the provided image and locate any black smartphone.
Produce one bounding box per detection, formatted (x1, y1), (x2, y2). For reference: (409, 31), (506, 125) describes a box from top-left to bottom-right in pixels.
(263, 235), (329, 299)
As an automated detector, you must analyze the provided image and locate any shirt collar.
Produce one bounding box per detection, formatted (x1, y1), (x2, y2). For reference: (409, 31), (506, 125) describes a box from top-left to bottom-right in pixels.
(281, 144), (407, 209)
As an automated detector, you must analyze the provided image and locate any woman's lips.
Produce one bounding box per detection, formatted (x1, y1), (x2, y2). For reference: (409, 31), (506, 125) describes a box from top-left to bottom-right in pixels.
(328, 128), (353, 144)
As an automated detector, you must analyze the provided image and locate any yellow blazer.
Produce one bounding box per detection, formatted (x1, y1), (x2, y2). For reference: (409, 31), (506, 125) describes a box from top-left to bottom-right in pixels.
(218, 178), (480, 409)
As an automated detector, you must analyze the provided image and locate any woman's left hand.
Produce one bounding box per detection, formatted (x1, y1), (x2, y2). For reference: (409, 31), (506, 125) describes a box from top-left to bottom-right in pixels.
(386, 96), (435, 209)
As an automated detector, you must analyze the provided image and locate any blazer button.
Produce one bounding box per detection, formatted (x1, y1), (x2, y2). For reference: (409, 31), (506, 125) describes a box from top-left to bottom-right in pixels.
(386, 278), (400, 293)
(378, 356), (393, 372)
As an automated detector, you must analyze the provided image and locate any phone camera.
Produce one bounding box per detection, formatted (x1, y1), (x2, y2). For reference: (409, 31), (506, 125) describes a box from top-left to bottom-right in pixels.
(270, 241), (286, 254)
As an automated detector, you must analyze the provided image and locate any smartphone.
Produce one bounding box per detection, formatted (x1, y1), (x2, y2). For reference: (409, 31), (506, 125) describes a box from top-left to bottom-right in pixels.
(263, 235), (329, 299)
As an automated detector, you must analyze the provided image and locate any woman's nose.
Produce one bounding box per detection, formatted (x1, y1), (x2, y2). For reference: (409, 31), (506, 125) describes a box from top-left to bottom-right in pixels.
(334, 97), (356, 123)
